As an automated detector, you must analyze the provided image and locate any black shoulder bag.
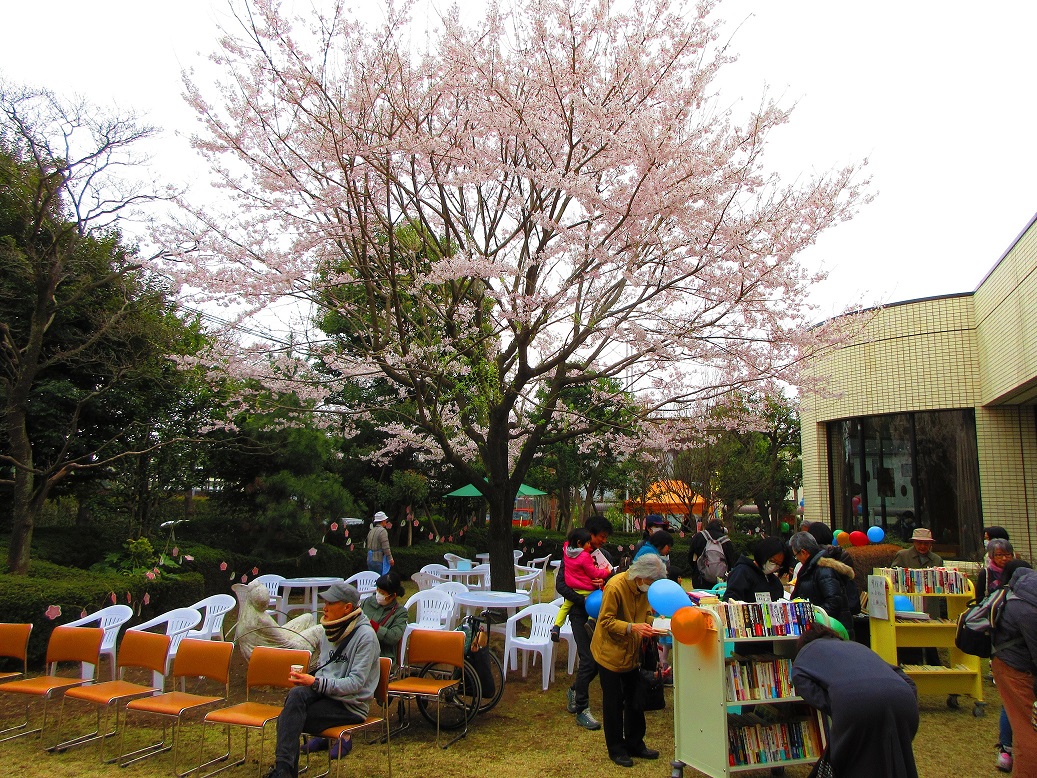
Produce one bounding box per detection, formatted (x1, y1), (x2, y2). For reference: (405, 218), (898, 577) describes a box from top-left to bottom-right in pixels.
(633, 635), (666, 711)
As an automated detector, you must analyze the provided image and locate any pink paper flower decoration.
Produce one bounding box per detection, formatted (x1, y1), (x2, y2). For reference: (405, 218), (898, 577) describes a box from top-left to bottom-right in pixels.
(45, 605), (61, 620)
(629, 544), (635, 550)
(80, 609), (88, 619)
(428, 533), (434, 540)
(308, 547), (317, 556)
(145, 571), (156, 580)
(330, 523), (339, 531)
(126, 591), (132, 603)
(184, 554), (194, 561)
(241, 574), (248, 582)
(172, 546), (179, 557)
(349, 543), (354, 550)
(220, 562), (228, 571)
(252, 567), (259, 575)
(143, 593), (151, 605)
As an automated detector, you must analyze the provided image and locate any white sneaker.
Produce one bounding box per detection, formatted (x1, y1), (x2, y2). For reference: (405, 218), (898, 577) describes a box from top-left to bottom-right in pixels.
(997, 746), (1013, 772)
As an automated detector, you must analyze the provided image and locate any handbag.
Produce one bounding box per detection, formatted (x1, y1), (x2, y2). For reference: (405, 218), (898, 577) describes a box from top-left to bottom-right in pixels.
(632, 636), (666, 711)
(807, 747), (835, 778)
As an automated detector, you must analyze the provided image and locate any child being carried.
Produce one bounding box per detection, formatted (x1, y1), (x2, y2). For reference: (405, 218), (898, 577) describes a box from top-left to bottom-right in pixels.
(551, 527), (610, 642)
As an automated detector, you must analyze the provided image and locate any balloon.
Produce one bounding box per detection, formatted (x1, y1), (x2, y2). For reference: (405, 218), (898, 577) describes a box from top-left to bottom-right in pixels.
(835, 531), (852, 547)
(780, 521), (790, 533)
(893, 595), (914, 613)
(866, 526), (885, 543)
(585, 589), (603, 619)
(849, 530), (868, 547)
(671, 607), (708, 645)
(647, 579), (691, 617)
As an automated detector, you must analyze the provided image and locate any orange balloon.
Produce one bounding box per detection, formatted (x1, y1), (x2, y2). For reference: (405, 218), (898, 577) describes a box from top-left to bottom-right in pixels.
(671, 607), (707, 645)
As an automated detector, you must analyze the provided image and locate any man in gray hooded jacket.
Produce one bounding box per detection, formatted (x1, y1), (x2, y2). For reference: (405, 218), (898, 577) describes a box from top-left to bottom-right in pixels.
(265, 582), (380, 778)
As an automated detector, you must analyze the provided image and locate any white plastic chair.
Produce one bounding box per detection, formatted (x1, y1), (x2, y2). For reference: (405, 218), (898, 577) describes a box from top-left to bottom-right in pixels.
(345, 571), (379, 600)
(503, 602), (560, 691)
(419, 563), (449, 580)
(64, 604), (133, 680)
(411, 571), (440, 591)
(515, 566), (541, 598)
(252, 573), (287, 624)
(513, 549), (524, 564)
(550, 598), (578, 674)
(431, 581), (470, 628)
(468, 564), (491, 591)
(399, 589), (455, 664)
(186, 594), (236, 641)
(443, 553), (473, 570)
(127, 606), (202, 690)
(528, 555), (553, 602)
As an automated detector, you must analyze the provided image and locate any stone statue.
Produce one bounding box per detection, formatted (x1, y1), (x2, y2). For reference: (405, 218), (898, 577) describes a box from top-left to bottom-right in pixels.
(231, 581), (324, 666)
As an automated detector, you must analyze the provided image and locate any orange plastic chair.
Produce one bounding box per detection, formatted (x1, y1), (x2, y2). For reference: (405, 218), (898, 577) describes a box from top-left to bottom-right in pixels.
(117, 638), (234, 777)
(49, 629), (171, 761)
(0, 623), (32, 684)
(198, 645), (311, 778)
(0, 625), (103, 743)
(302, 656), (392, 778)
(386, 629), (472, 748)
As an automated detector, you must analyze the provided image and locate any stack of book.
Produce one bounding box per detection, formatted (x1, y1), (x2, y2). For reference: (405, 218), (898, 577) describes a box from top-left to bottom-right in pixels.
(724, 654), (795, 702)
(877, 567), (968, 594)
(727, 707), (823, 766)
(712, 600), (816, 639)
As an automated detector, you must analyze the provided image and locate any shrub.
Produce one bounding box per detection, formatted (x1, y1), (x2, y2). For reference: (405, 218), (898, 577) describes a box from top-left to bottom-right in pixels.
(844, 543), (902, 583)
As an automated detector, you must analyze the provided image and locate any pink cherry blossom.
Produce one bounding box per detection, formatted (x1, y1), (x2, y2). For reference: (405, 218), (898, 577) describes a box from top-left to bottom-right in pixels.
(45, 605), (61, 620)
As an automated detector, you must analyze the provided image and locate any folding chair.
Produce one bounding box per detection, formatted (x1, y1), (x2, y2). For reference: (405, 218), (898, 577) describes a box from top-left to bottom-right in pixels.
(0, 626), (102, 743)
(117, 638), (234, 777)
(386, 629), (473, 749)
(198, 645), (311, 777)
(49, 630), (170, 761)
(0, 623), (32, 684)
(302, 656), (392, 778)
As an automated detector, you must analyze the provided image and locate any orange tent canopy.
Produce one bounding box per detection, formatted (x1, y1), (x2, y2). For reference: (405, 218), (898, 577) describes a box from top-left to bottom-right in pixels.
(624, 480), (705, 516)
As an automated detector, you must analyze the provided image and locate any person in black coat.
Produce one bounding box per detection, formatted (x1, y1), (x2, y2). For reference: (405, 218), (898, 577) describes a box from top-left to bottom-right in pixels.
(791, 623), (919, 778)
(723, 536), (787, 604)
(688, 519), (738, 588)
(789, 532), (855, 639)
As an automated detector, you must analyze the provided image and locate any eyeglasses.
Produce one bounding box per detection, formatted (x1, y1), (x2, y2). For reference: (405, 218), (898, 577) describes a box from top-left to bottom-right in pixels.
(992, 552), (1013, 560)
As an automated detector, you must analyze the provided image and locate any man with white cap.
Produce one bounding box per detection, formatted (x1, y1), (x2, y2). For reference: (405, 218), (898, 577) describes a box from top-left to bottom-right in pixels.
(264, 582), (379, 778)
(365, 511), (394, 574)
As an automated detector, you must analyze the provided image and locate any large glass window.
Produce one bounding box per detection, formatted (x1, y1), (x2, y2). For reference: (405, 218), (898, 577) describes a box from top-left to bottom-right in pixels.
(827, 409), (982, 556)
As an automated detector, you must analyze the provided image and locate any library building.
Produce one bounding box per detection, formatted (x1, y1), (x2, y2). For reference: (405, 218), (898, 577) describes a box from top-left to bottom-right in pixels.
(800, 213), (1037, 562)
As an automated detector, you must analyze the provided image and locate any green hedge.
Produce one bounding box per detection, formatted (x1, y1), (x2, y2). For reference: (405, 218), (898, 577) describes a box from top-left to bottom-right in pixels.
(0, 562), (204, 668)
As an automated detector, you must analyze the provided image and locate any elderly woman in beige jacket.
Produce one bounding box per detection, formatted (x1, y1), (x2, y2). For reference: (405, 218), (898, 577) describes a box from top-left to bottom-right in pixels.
(590, 553), (668, 768)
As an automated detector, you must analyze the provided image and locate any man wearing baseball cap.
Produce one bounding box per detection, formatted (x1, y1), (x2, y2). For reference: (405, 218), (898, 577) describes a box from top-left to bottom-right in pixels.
(265, 583), (380, 777)
(365, 511), (394, 574)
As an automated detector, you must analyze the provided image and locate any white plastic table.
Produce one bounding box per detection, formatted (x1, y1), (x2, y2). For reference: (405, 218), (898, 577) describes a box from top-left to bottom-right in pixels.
(279, 577), (344, 617)
(437, 567), (489, 589)
(453, 590), (531, 633)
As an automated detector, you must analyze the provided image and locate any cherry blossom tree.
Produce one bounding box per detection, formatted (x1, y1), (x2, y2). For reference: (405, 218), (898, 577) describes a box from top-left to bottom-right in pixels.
(172, 0), (869, 590)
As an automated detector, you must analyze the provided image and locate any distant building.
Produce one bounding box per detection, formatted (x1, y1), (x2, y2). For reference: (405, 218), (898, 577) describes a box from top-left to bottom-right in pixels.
(800, 214), (1037, 560)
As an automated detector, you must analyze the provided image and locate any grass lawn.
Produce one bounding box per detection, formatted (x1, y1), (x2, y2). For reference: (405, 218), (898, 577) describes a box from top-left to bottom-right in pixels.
(0, 574), (1012, 777)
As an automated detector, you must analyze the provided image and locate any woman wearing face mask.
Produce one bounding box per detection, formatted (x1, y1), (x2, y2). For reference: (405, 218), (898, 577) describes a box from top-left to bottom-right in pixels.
(360, 571), (409, 670)
(590, 553), (668, 768)
(723, 536), (788, 604)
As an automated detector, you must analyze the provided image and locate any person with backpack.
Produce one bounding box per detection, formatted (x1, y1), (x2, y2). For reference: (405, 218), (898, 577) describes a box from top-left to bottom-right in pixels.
(789, 531), (855, 640)
(991, 560), (1037, 778)
(978, 533), (1017, 771)
(689, 519), (737, 589)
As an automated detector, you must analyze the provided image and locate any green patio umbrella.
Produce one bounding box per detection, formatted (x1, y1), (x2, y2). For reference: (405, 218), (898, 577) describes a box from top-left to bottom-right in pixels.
(444, 481), (547, 498)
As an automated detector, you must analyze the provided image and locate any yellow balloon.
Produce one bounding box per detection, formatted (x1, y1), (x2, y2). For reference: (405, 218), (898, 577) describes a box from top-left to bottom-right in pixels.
(671, 607), (708, 645)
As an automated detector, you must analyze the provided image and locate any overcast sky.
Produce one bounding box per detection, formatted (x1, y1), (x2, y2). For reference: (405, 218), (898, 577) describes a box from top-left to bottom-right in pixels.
(3, 0), (1035, 317)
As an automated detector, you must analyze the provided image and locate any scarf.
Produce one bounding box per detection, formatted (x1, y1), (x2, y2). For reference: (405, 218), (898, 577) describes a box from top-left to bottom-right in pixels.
(320, 606), (363, 644)
(987, 559), (1005, 590)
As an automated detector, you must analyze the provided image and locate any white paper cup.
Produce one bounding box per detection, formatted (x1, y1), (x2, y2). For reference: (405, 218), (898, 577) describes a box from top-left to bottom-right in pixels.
(290, 664), (304, 674)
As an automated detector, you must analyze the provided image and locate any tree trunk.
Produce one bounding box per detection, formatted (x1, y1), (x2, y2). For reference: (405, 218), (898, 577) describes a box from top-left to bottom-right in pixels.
(6, 404), (36, 575)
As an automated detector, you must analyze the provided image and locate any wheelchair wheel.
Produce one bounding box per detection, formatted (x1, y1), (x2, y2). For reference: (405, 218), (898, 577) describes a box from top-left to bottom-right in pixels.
(415, 660), (481, 730)
(476, 650), (505, 714)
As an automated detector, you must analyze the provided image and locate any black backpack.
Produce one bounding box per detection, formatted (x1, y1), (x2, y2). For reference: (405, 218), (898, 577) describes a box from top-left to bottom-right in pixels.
(954, 584), (1021, 658)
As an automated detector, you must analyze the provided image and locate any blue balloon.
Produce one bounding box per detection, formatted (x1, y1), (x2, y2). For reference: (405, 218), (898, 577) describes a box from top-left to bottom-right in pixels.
(585, 589), (603, 619)
(893, 594), (913, 612)
(647, 579), (690, 617)
(867, 526), (885, 544)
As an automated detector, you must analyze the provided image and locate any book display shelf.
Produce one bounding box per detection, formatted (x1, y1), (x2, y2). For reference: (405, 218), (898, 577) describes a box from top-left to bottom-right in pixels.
(868, 568), (985, 716)
(671, 603), (826, 778)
